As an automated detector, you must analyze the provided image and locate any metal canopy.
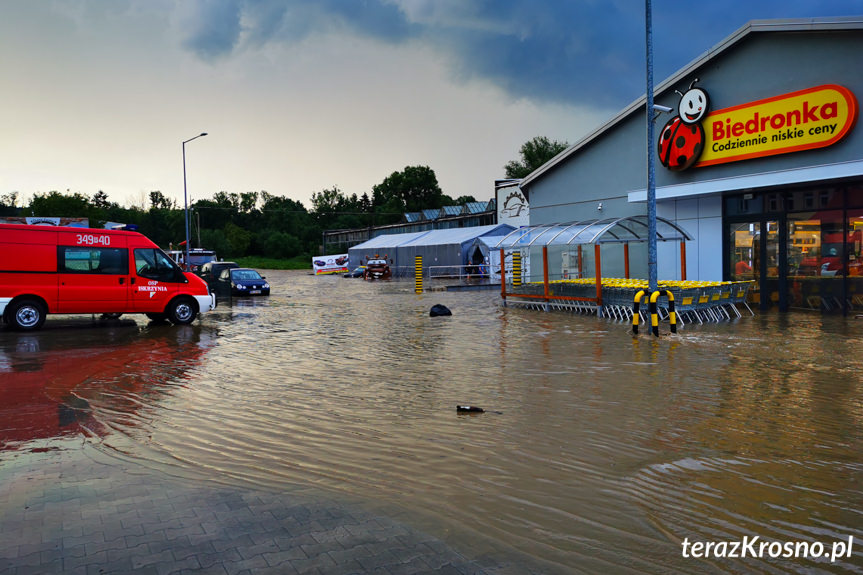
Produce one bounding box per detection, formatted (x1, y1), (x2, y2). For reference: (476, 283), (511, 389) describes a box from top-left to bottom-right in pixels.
(493, 215), (692, 248)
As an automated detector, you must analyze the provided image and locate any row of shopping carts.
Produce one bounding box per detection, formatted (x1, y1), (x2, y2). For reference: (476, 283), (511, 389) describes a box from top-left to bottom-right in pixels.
(506, 278), (755, 326)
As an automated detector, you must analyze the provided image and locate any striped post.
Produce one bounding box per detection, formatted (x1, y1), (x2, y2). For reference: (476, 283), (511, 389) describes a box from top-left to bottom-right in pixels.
(500, 249), (507, 306)
(666, 290), (677, 333)
(649, 290), (677, 336)
(649, 291), (660, 337)
(632, 290), (646, 334)
(512, 252), (522, 287)
(414, 256), (423, 294)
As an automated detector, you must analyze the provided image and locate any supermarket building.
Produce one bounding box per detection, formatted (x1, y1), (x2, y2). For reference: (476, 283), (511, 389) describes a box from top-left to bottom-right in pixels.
(519, 17), (863, 312)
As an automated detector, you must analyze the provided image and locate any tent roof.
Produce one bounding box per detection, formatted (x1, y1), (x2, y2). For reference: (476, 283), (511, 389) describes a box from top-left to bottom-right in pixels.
(353, 230), (429, 250)
(351, 224), (515, 251)
(494, 216), (692, 248)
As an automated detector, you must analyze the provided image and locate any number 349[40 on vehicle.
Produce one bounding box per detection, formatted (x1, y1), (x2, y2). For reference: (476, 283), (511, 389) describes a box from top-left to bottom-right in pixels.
(0, 224), (216, 331)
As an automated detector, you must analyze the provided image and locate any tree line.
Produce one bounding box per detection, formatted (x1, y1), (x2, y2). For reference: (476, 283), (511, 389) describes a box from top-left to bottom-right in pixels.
(0, 137), (568, 260)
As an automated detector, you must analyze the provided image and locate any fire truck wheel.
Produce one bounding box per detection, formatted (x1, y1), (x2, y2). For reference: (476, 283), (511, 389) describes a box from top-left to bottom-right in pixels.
(9, 299), (47, 331)
(167, 297), (197, 325)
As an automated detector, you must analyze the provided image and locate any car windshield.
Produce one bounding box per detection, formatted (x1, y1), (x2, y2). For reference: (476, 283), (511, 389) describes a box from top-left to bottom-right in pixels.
(232, 270), (262, 280)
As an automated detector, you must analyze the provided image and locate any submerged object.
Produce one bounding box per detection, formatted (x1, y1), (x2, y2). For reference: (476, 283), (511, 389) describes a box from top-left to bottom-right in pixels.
(430, 304), (452, 317)
(456, 405), (484, 413)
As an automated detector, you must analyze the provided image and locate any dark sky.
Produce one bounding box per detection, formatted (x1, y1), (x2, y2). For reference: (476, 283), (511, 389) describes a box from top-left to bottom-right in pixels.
(181, 0), (862, 108)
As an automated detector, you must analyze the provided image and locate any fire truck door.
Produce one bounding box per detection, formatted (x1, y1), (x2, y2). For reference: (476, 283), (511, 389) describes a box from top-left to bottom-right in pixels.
(131, 248), (180, 312)
(56, 245), (129, 313)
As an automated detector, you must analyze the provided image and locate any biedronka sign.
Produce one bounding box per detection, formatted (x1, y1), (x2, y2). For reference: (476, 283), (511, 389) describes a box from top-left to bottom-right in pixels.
(698, 84), (858, 167)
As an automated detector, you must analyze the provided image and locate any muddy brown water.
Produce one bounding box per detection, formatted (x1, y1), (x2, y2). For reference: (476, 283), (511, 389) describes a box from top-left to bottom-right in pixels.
(2, 269), (862, 573)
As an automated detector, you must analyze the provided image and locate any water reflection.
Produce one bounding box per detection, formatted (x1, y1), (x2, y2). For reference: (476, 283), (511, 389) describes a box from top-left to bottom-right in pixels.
(0, 323), (216, 453)
(1, 271), (861, 573)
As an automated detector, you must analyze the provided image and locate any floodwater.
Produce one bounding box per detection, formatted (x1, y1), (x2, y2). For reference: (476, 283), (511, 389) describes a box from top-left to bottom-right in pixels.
(2, 270), (862, 574)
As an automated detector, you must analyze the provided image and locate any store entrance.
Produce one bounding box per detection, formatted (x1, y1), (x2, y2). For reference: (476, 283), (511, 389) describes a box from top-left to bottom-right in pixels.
(724, 186), (863, 314)
(728, 218), (784, 310)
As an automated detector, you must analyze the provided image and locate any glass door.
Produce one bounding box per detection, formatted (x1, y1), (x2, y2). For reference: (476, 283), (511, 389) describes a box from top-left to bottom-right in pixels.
(786, 210), (845, 311)
(727, 218), (782, 310)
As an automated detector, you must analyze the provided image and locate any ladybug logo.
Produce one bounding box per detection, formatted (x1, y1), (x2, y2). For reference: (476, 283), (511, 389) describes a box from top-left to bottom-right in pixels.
(658, 79), (710, 171)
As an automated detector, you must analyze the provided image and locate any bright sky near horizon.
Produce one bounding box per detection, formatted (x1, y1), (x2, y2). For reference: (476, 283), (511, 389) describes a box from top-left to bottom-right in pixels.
(1, 1), (859, 210)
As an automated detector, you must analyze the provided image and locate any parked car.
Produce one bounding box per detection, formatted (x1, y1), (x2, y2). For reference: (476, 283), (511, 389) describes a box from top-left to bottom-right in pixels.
(198, 261), (239, 287)
(218, 268), (270, 296)
(343, 266), (366, 278)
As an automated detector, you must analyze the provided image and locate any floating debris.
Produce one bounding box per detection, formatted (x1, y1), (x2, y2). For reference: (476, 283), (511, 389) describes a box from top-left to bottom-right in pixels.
(456, 405), (484, 413)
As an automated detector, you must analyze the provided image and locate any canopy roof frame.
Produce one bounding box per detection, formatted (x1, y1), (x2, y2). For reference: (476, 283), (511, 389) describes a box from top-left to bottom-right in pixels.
(494, 215), (692, 249)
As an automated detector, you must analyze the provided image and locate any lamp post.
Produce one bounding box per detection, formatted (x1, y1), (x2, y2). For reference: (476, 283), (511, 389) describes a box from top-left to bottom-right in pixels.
(645, 0), (658, 293)
(182, 132), (208, 271)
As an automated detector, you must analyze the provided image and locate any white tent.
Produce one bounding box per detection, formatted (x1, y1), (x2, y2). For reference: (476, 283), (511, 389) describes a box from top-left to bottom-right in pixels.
(349, 224), (515, 277)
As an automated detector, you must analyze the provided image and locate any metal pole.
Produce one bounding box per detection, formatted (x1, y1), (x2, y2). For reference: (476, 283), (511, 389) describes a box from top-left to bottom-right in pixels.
(182, 132), (208, 271)
(645, 0), (658, 293)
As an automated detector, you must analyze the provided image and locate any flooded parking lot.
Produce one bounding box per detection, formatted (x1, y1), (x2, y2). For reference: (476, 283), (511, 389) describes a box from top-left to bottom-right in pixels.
(2, 269), (863, 574)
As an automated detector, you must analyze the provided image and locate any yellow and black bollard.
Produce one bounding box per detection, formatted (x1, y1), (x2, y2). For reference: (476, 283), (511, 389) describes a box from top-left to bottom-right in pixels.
(649, 290), (677, 337)
(632, 289), (646, 334)
(512, 252), (522, 287)
(666, 291), (677, 334)
(415, 255), (423, 294)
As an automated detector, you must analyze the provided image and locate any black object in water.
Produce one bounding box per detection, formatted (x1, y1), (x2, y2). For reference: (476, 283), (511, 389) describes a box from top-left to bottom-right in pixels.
(430, 304), (452, 317)
(456, 405), (484, 413)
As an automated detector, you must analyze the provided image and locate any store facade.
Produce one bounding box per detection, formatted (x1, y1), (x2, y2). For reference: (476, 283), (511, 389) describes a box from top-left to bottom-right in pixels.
(519, 18), (862, 312)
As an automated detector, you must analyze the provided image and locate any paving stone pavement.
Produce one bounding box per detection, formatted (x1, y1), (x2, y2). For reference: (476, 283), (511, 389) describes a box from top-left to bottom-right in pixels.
(0, 445), (545, 575)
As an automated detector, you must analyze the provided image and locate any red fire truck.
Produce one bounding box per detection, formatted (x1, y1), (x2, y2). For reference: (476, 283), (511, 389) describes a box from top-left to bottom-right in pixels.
(0, 224), (216, 330)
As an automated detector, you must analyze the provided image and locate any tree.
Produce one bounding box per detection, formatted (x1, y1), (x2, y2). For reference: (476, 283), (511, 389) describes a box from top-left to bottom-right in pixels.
(239, 192), (258, 213)
(92, 190), (111, 210)
(453, 195), (477, 205)
(149, 191), (175, 211)
(0, 192), (18, 216)
(372, 165), (443, 220)
(310, 186), (346, 216)
(504, 136), (570, 179)
(29, 191), (91, 216)
(224, 222), (252, 257)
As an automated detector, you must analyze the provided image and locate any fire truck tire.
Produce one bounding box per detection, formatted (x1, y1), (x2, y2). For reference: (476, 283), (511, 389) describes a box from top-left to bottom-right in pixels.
(167, 297), (197, 325)
(8, 298), (47, 331)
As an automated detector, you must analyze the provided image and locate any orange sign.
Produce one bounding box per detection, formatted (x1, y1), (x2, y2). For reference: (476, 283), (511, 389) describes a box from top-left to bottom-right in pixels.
(697, 84), (858, 167)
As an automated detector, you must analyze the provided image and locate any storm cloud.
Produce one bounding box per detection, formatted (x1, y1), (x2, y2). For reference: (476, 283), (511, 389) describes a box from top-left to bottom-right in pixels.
(176, 0), (861, 109)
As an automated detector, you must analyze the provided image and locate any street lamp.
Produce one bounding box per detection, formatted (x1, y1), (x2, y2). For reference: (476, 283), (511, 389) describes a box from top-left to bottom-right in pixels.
(644, 0), (658, 293)
(182, 132), (208, 271)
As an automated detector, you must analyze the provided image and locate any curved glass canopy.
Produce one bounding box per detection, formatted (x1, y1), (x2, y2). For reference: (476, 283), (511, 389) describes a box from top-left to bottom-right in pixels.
(493, 215), (692, 248)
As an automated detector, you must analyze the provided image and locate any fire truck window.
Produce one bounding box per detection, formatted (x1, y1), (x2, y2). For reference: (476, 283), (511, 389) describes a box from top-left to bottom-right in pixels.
(134, 249), (181, 282)
(61, 247), (128, 274)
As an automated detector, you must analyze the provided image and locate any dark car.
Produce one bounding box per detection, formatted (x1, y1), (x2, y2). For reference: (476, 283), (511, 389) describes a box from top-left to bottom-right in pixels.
(343, 265), (366, 278)
(218, 268), (270, 296)
(198, 261), (239, 287)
